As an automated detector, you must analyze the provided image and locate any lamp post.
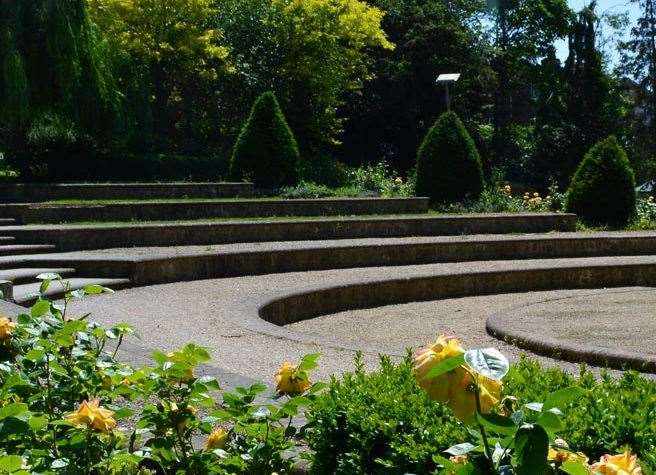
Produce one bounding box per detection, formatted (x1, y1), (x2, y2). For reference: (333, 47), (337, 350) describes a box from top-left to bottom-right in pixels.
(436, 73), (461, 112)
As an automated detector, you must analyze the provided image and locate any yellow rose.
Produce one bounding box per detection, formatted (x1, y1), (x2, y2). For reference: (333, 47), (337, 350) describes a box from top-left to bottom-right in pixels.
(206, 427), (229, 450)
(590, 452), (643, 475)
(413, 335), (502, 423)
(275, 361), (311, 395)
(65, 399), (116, 432)
(0, 317), (16, 342)
(413, 336), (465, 403)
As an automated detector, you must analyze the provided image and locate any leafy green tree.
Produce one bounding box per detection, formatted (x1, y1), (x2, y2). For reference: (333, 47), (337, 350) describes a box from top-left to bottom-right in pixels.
(620, 0), (656, 180)
(415, 112), (484, 204)
(88, 0), (230, 151)
(566, 136), (636, 227)
(488, 0), (571, 169)
(230, 92), (300, 188)
(0, 0), (117, 174)
(532, 46), (569, 188)
(562, 2), (623, 183)
(339, 0), (494, 172)
(215, 0), (393, 165)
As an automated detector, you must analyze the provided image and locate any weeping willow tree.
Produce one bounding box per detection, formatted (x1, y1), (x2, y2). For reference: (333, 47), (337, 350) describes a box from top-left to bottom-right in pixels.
(0, 0), (118, 178)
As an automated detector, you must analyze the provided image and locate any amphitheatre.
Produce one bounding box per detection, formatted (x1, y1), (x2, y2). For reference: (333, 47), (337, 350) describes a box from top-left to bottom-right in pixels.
(0, 181), (654, 387)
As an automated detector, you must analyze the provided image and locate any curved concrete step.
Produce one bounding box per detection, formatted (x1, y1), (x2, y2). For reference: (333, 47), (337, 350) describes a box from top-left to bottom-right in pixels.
(3, 213), (577, 251)
(0, 218), (16, 226)
(0, 268), (76, 285)
(0, 244), (57, 256)
(14, 277), (132, 305)
(0, 236), (15, 243)
(0, 182), (254, 202)
(4, 197), (430, 223)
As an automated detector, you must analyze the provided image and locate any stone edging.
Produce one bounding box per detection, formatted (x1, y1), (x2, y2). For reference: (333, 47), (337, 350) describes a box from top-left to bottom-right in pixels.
(485, 289), (656, 372)
(250, 262), (656, 370)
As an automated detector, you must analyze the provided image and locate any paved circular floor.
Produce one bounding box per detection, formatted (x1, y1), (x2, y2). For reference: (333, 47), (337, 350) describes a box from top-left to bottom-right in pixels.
(66, 268), (654, 384)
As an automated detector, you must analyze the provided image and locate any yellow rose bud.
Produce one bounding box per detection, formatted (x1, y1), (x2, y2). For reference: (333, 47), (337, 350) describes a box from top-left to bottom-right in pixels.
(206, 427), (228, 450)
(101, 376), (113, 390)
(0, 317), (16, 342)
(275, 361), (311, 395)
(65, 399), (116, 432)
(589, 452), (643, 475)
(548, 448), (588, 465)
(119, 378), (131, 386)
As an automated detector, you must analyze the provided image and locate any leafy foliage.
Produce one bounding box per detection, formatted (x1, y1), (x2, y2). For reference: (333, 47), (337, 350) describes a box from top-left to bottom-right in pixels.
(88, 0), (230, 151)
(415, 112), (484, 204)
(215, 0), (393, 160)
(230, 92), (301, 188)
(0, 278), (322, 474)
(309, 353), (656, 474)
(307, 354), (468, 474)
(0, 0), (118, 177)
(566, 136), (637, 227)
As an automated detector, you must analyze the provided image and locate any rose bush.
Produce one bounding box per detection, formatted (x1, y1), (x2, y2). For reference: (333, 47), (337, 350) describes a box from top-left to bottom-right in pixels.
(0, 275), (322, 474)
(413, 335), (644, 475)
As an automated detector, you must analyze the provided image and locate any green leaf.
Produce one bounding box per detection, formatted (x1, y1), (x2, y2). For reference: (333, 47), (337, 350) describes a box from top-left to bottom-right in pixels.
(0, 403), (29, 421)
(464, 348), (509, 381)
(561, 460), (590, 475)
(424, 354), (465, 380)
(536, 410), (564, 433)
(28, 414), (48, 431)
(476, 412), (517, 436)
(543, 387), (588, 412)
(51, 459), (69, 469)
(0, 455), (23, 471)
(39, 279), (51, 294)
(83, 284), (114, 295)
(30, 299), (50, 318)
(445, 442), (477, 456)
(24, 349), (45, 361)
(513, 424), (549, 475)
(297, 353), (320, 372)
(36, 272), (61, 281)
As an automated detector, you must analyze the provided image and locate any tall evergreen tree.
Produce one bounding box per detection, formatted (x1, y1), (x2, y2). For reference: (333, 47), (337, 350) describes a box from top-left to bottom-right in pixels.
(562, 2), (615, 182)
(0, 0), (117, 173)
(620, 0), (656, 179)
(489, 0), (571, 170)
(533, 46), (568, 187)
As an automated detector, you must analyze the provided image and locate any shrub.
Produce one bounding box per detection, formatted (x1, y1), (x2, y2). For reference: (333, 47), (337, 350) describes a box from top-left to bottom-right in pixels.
(308, 354), (656, 474)
(415, 111), (484, 204)
(307, 354), (468, 474)
(566, 136), (636, 227)
(230, 92), (300, 189)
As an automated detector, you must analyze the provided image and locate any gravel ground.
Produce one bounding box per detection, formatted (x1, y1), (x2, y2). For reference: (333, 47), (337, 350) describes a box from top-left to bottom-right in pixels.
(64, 258), (656, 383)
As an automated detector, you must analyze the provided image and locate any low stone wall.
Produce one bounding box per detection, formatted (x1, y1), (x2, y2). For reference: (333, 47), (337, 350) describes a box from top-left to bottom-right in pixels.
(257, 261), (656, 371)
(4, 197), (430, 223)
(6, 213), (576, 251)
(0, 182), (254, 202)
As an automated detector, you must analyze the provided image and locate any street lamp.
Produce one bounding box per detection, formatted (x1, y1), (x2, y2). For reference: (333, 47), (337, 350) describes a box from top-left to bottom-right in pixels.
(436, 73), (461, 112)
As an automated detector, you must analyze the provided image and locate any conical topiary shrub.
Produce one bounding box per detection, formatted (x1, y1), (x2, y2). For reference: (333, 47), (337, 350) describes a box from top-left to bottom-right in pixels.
(230, 92), (300, 188)
(565, 136), (636, 227)
(415, 111), (484, 204)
